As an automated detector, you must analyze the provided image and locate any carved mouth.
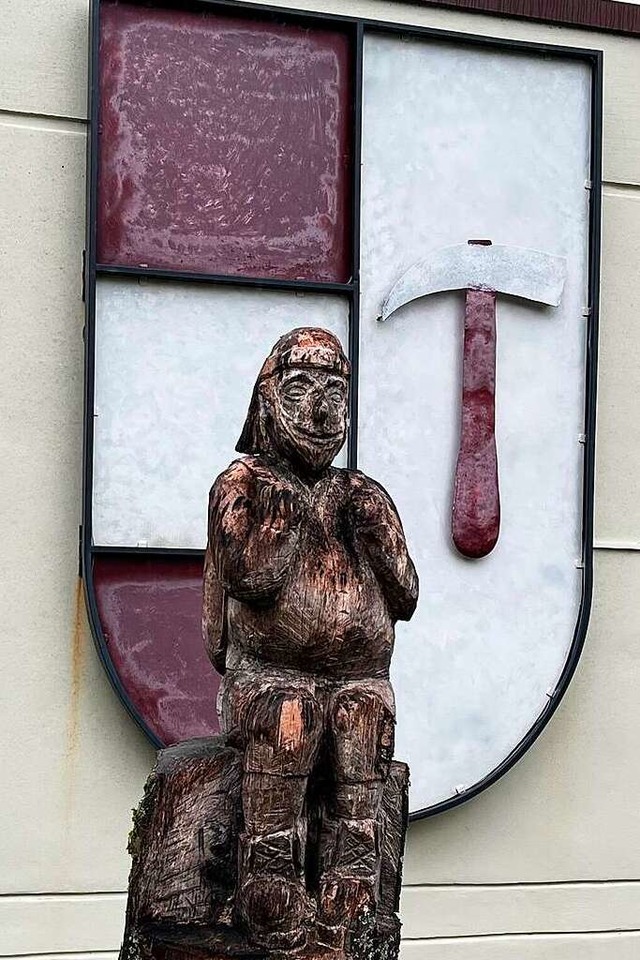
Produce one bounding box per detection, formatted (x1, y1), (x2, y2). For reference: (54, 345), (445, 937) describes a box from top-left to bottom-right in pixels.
(293, 425), (344, 442)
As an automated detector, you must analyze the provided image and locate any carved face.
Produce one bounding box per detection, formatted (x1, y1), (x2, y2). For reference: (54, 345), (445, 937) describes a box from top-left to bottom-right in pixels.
(263, 368), (348, 474)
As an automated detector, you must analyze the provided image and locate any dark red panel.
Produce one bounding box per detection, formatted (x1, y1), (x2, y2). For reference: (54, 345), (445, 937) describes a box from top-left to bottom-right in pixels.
(93, 554), (219, 745)
(97, 2), (352, 281)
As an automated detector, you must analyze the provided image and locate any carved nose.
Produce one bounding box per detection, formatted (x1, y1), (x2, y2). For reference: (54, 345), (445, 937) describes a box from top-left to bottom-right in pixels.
(314, 396), (329, 424)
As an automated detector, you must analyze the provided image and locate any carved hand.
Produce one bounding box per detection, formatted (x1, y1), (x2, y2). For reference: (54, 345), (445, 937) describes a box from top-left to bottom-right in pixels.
(349, 473), (387, 540)
(255, 477), (301, 536)
(209, 460), (303, 606)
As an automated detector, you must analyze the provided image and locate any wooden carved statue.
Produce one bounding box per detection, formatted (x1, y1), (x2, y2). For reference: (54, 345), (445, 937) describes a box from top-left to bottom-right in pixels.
(120, 328), (418, 960)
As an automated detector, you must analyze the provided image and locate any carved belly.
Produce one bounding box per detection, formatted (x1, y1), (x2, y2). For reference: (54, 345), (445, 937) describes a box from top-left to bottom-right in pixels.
(227, 552), (394, 678)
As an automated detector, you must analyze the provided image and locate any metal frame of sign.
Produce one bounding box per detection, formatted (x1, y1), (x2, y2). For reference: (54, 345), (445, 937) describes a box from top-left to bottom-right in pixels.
(82, 0), (603, 819)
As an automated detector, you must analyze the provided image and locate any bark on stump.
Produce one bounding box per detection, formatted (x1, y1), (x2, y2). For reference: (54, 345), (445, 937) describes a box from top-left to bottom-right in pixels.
(120, 737), (408, 960)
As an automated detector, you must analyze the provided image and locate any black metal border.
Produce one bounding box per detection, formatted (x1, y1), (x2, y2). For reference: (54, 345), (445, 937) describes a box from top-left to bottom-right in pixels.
(83, 0), (158, 743)
(347, 22), (364, 469)
(97, 263), (355, 294)
(82, 0), (603, 815)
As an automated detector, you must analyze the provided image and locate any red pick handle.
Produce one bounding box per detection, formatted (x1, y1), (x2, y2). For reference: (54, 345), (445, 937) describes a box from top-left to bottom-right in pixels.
(451, 288), (500, 559)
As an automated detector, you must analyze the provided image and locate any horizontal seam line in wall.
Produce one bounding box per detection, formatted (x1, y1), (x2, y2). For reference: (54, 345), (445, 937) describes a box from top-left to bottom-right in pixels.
(594, 541), (640, 552)
(401, 929), (640, 943)
(5, 879), (640, 897)
(402, 878), (640, 888)
(603, 181), (640, 195)
(0, 108), (86, 131)
(0, 954), (117, 959)
(0, 892), (126, 900)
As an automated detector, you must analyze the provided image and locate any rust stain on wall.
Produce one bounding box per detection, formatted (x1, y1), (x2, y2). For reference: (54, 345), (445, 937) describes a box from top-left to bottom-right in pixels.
(66, 577), (87, 762)
(63, 578), (87, 829)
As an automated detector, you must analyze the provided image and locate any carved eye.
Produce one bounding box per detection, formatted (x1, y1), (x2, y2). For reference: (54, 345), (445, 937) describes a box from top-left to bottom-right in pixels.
(283, 384), (306, 402)
(328, 387), (345, 405)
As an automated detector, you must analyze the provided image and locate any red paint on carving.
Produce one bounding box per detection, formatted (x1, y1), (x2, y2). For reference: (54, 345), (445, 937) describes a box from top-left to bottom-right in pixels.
(451, 288), (500, 559)
(93, 554), (219, 744)
(97, 2), (352, 281)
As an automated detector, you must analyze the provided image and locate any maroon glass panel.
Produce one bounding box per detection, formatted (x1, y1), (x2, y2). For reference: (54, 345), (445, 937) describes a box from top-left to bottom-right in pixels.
(93, 553), (219, 745)
(97, 2), (352, 281)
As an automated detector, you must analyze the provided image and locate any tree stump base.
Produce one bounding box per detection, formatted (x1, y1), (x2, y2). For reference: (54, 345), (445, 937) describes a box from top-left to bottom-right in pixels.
(120, 737), (409, 960)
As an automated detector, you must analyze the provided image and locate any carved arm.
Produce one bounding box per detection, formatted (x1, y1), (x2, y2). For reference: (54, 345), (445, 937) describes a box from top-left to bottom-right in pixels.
(207, 459), (300, 606)
(351, 474), (419, 622)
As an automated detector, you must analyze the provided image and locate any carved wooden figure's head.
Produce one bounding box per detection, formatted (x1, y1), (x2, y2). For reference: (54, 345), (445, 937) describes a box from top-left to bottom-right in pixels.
(237, 327), (350, 476)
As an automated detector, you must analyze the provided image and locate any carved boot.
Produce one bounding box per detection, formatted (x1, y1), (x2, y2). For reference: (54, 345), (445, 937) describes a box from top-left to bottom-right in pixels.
(316, 816), (381, 950)
(316, 872), (377, 951)
(237, 829), (315, 951)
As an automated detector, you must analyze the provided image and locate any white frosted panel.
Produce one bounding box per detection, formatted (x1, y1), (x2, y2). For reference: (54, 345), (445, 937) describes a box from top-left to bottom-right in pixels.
(360, 36), (591, 811)
(93, 280), (349, 548)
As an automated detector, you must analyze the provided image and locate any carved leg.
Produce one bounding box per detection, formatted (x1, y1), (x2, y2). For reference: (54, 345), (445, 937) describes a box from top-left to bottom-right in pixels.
(222, 674), (322, 951)
(318, 683), (395, 950)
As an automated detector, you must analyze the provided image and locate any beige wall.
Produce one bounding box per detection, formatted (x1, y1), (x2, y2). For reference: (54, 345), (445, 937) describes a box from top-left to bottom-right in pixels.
(1, 1), (640, 957)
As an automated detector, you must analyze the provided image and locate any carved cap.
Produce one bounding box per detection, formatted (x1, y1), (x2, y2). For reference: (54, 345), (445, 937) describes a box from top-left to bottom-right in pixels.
(256, 327), (350, 380)
(236, 327), (350, 455)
